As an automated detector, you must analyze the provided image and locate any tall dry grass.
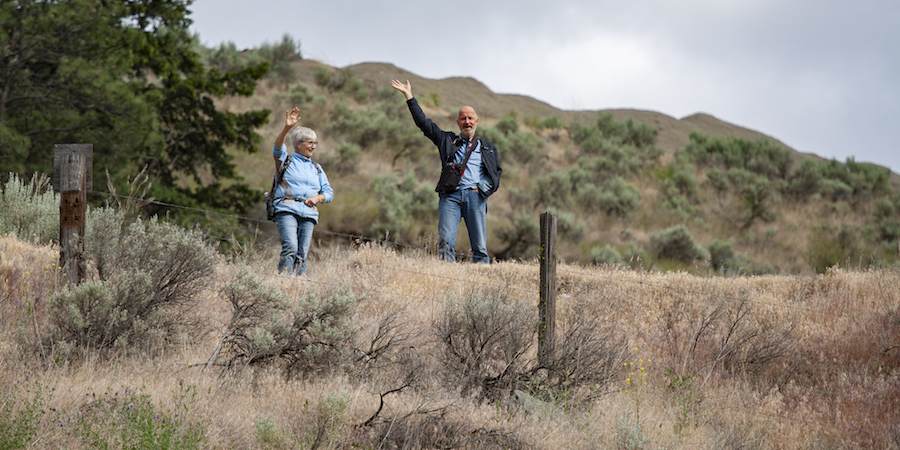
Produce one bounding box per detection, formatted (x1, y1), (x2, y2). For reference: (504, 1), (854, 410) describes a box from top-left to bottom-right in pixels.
(2, 234), (899, 449)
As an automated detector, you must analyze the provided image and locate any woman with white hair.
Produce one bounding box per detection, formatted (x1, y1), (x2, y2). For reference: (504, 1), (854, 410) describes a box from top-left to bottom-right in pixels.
(270, 107), (333, 275)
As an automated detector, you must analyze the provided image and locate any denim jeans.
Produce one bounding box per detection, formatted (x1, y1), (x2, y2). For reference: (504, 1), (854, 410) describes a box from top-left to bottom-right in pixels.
(438, 188), (489, 263)
(275, 212), (316, 275)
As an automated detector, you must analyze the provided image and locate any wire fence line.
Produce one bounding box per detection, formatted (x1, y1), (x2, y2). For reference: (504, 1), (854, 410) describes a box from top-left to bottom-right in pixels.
(83, 189), (899, 331)
(16, 188), (896, 441)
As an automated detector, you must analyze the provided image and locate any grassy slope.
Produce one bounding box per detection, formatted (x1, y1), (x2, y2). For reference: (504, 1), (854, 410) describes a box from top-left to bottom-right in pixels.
(221, 60), (899, 274)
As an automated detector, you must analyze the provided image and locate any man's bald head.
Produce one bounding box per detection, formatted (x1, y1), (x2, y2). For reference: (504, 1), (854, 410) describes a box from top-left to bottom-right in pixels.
(456, 106), (479, 138)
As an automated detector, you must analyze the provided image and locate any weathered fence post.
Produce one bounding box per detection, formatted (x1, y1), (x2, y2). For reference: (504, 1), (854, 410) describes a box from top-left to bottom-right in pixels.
(53, 144), (92, 284)
(538, 211), (557, 366)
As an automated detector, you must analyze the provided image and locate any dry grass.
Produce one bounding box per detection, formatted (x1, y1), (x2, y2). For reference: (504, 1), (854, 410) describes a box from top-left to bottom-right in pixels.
(2, 233), (899, 449)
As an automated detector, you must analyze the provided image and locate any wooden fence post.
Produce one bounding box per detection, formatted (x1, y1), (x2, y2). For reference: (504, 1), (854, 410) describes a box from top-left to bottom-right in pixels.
(538, 211), (557, 366)
(54, 144), (92, 284)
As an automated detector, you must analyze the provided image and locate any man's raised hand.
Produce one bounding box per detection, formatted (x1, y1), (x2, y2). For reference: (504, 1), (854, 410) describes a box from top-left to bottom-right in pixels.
(390, 79), (413, 100)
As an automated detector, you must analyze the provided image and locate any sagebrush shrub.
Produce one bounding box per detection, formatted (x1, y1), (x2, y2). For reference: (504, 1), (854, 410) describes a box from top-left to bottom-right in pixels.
(708, 239), (735, 272)
(434, 289), (536, 401)
(591, 245), (622, 266)
(218, 282), (360, 379)
(650, 225), (706, 263)
(208, 266), (290, 370)
(495, 212), (539, 259)
(596, 177), (641, 218)
(48, 214), (217, 356)
(0, 173), (59, 244)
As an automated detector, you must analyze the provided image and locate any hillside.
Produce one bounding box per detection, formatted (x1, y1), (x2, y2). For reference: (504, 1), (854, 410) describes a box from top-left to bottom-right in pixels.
(224, 59), (900, 275)
(346, 62), (785, 154)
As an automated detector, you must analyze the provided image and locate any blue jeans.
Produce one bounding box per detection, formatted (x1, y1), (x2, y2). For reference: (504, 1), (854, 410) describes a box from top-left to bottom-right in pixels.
(438, 188), (489, 263)
(275, 212), (316, 275)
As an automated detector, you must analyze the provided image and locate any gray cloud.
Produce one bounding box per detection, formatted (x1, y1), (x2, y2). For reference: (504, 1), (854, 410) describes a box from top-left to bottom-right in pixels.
(189, 0), (900, 171)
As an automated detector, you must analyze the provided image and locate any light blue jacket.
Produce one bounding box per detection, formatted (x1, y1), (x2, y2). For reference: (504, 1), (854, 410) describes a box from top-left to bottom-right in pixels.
(272, 143), (334, 223)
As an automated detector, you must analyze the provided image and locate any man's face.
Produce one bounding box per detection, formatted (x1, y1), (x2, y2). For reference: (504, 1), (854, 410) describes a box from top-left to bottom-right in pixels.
(457, 107), (479, 138)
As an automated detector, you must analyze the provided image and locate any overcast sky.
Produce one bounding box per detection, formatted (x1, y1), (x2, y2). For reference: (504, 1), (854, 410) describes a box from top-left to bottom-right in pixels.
(188, 0), (900, 172)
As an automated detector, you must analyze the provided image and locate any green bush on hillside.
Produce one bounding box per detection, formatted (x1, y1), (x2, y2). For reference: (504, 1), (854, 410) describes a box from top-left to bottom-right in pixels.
(591, 245), (623, 266)
(786, 159), (824, 199)
(594, 177), (641, 218)
(678, 132), (792, 180)
(708, 239), (735, 272)
(726, 168), (780, 229)
(496, 111), (519, 136)
(806, 225), (868, 274)
(650, 225), (706, 264)
(873, 197), (900, 243)
(495, 212), (540, 260)
(256, 34), (302, 86)
(370, 171), (435, 241)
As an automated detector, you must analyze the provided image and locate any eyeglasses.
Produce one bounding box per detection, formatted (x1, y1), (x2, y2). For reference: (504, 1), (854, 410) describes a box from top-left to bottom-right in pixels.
(302, 140), (318, 146)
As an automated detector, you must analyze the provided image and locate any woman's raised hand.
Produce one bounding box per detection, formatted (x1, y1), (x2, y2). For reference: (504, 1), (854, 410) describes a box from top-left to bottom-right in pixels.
(285, 107), (301, 128)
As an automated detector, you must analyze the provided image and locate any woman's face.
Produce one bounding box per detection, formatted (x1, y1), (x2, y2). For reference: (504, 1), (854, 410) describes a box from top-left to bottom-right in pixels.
(295, 136), (317, 158)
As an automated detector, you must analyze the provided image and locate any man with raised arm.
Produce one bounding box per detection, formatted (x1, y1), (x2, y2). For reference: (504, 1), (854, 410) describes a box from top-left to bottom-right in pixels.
(391, 79), (502, 263)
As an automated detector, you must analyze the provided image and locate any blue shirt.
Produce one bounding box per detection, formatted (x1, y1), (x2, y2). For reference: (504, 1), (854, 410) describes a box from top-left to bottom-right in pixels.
(454, 138), (487, 190)
(272, 143), (334, 223)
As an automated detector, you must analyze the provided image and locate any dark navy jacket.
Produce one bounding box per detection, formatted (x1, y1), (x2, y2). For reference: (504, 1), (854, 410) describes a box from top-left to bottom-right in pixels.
(405, 98), (502, 198)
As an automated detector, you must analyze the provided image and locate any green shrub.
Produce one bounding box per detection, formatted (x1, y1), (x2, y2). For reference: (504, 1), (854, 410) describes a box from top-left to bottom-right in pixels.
(806, 225), (864, 274)
(549, 208), (585, 241)
(819, 178), (853, 202)
(495, 212), (540, 260)
(49, 214), (217, 356)
(220, 282), (360, 378)
(678, 133), (791, 180)
(200, 41), (264, 74)
(316, 67), (368, 102)
(539, 114), (563, 131)
(786, 159), (823, 199)
(705, 168), (729, 195)
(208, 266), (291, 371)
(506, 129), (545, 165)
(256, 34), (301, 86)
(573, 113), (658, 151)
(329, 102), (424, 161)
(325, 141), (361, 173)
(532, 171), (575, 208)
(591, 245), (622, 266)
(650, 225), (706, 264)
(596, 177), (641, 218)
(370, 171), (434, 241)
(313, 66), (333, 87)
(278, 81), (315, 106)
(297, 392), (350, 449)
(496, 112), (519, 136)
(0, 173), (59, 244)
(71, 385), (206, 449)
(708, 239), (735, 272)
(435, 289), (536, 401)
(726, 168), (780, 229)
(873, 197), (900, 242)
(0, 375), (48, 449)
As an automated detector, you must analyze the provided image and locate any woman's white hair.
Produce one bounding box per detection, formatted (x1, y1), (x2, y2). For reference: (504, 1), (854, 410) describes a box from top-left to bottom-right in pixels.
(290, 126), (317, 150)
